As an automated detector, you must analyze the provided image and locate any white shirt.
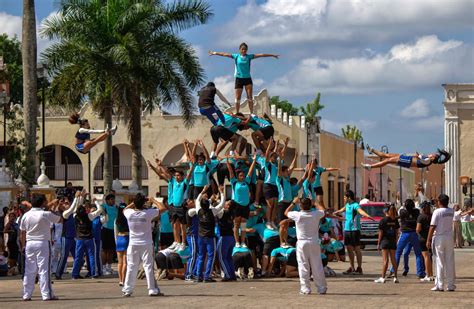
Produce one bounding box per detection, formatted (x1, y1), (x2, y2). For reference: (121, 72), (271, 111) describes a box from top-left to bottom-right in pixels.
(124, 208), (159, 246)
(359, 198), (369, 205)
(287, 210), (324, 241)
(453, 210), (462, 222)
(430, 207), (454, 237)
(460, 214), (471, 223)
(19, 208), (61, 241)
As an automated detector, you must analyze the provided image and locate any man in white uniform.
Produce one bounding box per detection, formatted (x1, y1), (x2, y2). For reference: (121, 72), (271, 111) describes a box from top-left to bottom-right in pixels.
(19, 195), (61, 301)
(285, 197), (327, 295)
(122, 193), (167, 297)
(427, 194), (456, 292)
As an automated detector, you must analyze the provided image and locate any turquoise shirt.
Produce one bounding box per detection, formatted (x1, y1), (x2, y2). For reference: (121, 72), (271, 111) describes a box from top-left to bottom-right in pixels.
(263, 158), (278, 185)
(177, 246), (191, 263)
(167, 180), (173, 205)
(277, 176), (292, 202)
(160, 212), (173, 233)
(322, 239), (344, 253)
(231, 176), (251, 206)
(232, 246), (251, 255)
(291, 184), (301, 199)
(170, 178), (189, 207)
(311, 167), (326, 188)
(344, 202), (361, 231)
(216, 114), (241, 133)
(232, 53), (255, 78)
(271, 247), (296, 262)
(302, 179), (315, 200)
(257, 226), (279, 241)
(248, 115), (271, 131)
(193, 163), (210, 187)
(103, 203), (117, 230)
(319, 217), (332, 233)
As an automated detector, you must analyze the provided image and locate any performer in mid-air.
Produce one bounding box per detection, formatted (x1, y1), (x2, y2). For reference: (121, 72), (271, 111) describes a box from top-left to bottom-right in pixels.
(69, 113), (117, 154)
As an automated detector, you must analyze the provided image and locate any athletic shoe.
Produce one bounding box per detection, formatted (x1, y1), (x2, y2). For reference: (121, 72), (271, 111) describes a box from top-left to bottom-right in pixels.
(229, 150), (235, 156)
(104, 270), (112, 276)
(271, 222), (278, 230)
(299, 291), (311, 295)
(194, 278), (203, 283)
(265, 222), (273, 230)
(241, 243), (248, 248)
(429, 277), (435, 281)
(318, 288), (327, 295)
(447, 285), (456, 291)
(237, 267), (245, 280)
(54, 275), (62, 280)
(393, 277), (399, 283)
(158, 270), (168, 281)
(281, 243), (291, 249)
(235, 242), (241, 248)
(122, 292), (132, 297)
(44, 296), (59, 301)
(111, 125), (118, 135)
(387, 272), (394, 278)
(177, 243), (186, 251)
(431, 286), (444, 292)
(72, 275), (84, 280)
(169, 242), (179, 250)
(23, 297), (31, 301)
(342, 267), (354, 275)
(402, 270), (408, 277)
(149, 291), (164, 297)
(420, 276), (431, 282)
(366, 144), (373, 154)
(374, 277), (386, 283)
(185, 277), (194, 282)
(248, 267), (254, 279)
(119, 282), (124, 287)
(361, 163), (371, 170)
(204, 278), (216, 283)
(353, 267), (363, 275)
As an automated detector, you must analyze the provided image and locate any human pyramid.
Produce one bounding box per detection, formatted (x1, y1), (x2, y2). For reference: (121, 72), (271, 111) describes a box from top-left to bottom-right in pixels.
(11, 42), (461, 301)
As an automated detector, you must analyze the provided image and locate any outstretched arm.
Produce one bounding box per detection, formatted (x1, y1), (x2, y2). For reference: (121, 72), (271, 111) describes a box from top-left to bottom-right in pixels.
(186, 163), (195, 182)
(254, 53), (279, 59)
(208, 51), (233, 58)
(211, 189), (226, 214)
(325, 167), (340, 172)
(63, 193), (81, 219)
(78, 128), (107, 134)
(357, 208), (375, 221)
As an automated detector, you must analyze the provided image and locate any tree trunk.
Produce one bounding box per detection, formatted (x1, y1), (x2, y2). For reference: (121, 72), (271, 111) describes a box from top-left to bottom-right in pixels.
(21, 0), (37, 188)
(103, 103), (113, 193)
(129, 84), (142, 189)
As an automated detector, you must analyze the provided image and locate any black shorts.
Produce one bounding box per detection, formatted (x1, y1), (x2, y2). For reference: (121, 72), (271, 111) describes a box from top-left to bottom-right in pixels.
(263, 236), (280, 256)
(419, 238), (428, 252)
(101, 227), (116, 251)
(193, 186), (212, 200)
(276, 201), (291, 223)
(263, 183), (278, 200)
(247, 234), (263, 254)
(169, 206), (187, 224)
(211, 126), (234, 144)
(160, 232), (174, 248)
(257, 170), (265, 181)
(7, 243), (19, 260)
(188, 185), (195, 200)
(314, 186), (324, 196)
(322, 257), (328, 267)
(232, 252), (252, 269)
(380, 239), (397, 250)
(235, 77), (253, 89)
(344, 231), (361, 247)
(217, 163), (232, 185)
(259, 126), (274, 140)
(155, 252), (167, 269)
(167, 253), (184, 269)
(231, 200), (250, 219)
(287, 250), (297, 268)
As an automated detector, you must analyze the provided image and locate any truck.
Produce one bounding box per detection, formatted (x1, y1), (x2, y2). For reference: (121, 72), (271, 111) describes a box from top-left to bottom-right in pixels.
(359, 202), (387, 248)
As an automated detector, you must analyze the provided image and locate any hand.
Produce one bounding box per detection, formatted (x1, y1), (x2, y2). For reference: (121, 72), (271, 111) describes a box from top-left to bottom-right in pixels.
(208, 50), (215, 56)
(377, 245), (381, 252)
(147, 160), (152, 167)
(370, 216), (376, 221)
(219, 185), (224, 193)
(273, 54), (279, 59)
(284, 137), (289, 146)
(253, 152), (257, 160)
(292, 197), (299, 204)
(75, 191), (81, 198)
(426, 241), (431, 250)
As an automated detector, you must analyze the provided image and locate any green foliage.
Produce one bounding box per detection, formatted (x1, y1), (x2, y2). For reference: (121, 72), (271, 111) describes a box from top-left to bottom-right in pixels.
(0, 34), (22, 104)
(341, 125), (363, 142)
(270, 96), (298, 116)
(300, 92), (324, 125)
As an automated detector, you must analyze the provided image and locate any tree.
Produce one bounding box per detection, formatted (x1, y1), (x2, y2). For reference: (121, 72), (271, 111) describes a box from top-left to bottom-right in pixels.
(42, 0), (212, 189)
(300, 92), (324, 125)
(341, 125), (363, 143)
(22, 0), (38, 188)
(0, 34), (22, 104)
(270, 96), (298, 116)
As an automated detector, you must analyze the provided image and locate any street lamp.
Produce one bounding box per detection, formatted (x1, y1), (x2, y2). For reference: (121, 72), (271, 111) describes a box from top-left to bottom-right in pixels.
(0, 90), (10, 158)
(37, 63), (47, 160)
(380, 145), (388, 201)
(353, 137), (364, 198)
(460, 176), (473, 207)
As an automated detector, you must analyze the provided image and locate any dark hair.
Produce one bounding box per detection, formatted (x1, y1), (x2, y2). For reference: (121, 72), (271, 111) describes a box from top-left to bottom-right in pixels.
(420, 201), (432, 215)
(282, 166), (289, 172)
(134, 193), (147, 209)
(313, 158), (319, 166)
(365, 194), (370, 199)
(236, 169), (245, 177)
(345, 190), (355, 201)
(32, 194), (47, 208)
(116, 205), (129, 231)
(300, 198), (312, 210)
(239, 42), (248, 50)
(105, 194), (115, 202)
(174, 170), (184, 176)
(68, 113), (86, 126)
(404, 199), (415, 211)
(289, 177), (298, 185)
(434, 149), (451, 164)
(206, 82), (215, 88)
(200, 199), (210, 209)
(438, 194), (449, 207)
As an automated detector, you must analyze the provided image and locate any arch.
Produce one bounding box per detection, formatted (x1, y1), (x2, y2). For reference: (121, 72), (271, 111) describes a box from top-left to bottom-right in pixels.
(161, 143), (191, 167)
(93, 143), (148, 180)
(36, 144), (83, 181)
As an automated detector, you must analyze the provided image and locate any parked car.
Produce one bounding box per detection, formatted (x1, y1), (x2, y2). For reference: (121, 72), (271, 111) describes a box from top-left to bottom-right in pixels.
(359, 202), (386, 248)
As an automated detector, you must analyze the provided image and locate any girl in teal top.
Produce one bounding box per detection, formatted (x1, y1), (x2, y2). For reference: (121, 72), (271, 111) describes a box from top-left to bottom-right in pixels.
(208, 42), (279, 114)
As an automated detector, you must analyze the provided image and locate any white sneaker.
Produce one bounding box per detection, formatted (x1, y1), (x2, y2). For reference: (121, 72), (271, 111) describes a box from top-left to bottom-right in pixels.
(235, 242), (241, 248)
(299, 290), (311, 295)
(393, 277), (399, 283)
(431, 286), (444, 292)
(271, 222), (278, 230)
(241, 243), (248, 248)
(104, 270), (112, 276)
(177, 243), (186, 251)
(281, 243), (290, 249)
(237, 267), (245, 280)
(248, 267), (254, 279)
(229, 150), (234, 156)
(374, 277), (386, 283)
(361, 163), (372, 170)
(420, 276), (431, 282)
(111, 125), (118, 135)
(265, 222), (273, 230)
(169, 242), (178, 250)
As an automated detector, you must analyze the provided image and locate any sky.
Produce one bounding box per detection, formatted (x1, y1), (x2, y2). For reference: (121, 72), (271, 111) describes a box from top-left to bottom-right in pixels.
(1, 0), (473, 153)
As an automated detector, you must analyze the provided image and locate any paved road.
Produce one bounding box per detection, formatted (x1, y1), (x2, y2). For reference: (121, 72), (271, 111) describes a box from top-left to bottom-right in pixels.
(1, 247), (473, 308)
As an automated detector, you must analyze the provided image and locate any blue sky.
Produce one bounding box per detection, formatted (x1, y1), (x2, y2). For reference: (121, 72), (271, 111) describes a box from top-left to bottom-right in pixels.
(1, 0), (473, 153)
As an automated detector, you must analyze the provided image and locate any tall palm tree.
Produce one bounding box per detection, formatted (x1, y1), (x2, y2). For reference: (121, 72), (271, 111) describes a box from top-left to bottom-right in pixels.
(341, 124), (363, 142)
(300, 92), (325, 125)
(22, 0), (38, 188)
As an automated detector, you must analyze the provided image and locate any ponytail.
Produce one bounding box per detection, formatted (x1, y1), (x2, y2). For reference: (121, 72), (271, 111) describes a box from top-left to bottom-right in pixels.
(68, 113), (81, 125)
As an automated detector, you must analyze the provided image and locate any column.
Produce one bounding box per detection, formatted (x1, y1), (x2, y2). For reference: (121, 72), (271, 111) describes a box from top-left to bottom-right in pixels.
(444, 112), (460, 204)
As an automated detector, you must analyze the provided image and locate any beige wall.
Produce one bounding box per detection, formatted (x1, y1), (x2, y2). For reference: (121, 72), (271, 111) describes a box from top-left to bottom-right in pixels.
(459, 108), (474, 183)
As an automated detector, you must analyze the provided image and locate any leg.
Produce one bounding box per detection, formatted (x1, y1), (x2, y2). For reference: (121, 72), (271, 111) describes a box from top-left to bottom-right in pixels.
(95, 238), (102, 276)
(22, 243), (38, 300)
(409, 232), (426, 277)
(195, 237), (205, 279)
(240, 219), (247, 244)
(72, 240), (85, 278)
(238, 137), (247, 156)
(368, 157), (400, 169)
(224, 236), (236, 279)
(86, 239), (96, 277)
(235, 88), (243, 113)
(117, 251), (125, 283)
(433, 237), (445, 290)
(186, 235), (197, 280)
(234, 217), (241, 244)
(346, 245), (355, 270)
(296, 242), (311, 294)
(370, 148), (399, 159)
(204, 237), (216, 280)
(279, 219), (289, 244)
(82, 132), (110, 153)
(443, 236), (456, 290)
(122, 245), (139, 295)
(172, 221), (180, 243)
(180, 223), (187, 245)
(389, 249), (398, 278)
(251, 131), (263, 150)
(244, 84), (253, 114)
(395, 233), (409, 269)
(308, 243), (327, 293)
(403, 242), (412, 274)
(37, 242), (54, 300)
(142, 245), (159, 294)
(354, 245), (362, 269)
(381, 249), (389, 278)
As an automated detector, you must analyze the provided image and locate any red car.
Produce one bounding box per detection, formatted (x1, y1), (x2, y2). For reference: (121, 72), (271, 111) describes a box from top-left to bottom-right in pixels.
(359, 202), (386, 248)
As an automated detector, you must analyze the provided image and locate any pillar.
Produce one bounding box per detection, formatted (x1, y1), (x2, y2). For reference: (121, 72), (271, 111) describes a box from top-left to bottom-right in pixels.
(444, 110), (460, 204)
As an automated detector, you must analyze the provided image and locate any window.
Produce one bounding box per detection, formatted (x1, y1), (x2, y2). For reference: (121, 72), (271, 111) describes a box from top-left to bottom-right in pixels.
(337, 181), (344, 209)
(328, 179), (334, 209)
(387, 190), (391, 202)
(61, 146), (81, 164)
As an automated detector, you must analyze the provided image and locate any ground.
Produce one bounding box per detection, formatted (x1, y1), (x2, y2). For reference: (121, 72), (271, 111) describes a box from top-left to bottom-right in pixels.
(0, 247), (473, 308)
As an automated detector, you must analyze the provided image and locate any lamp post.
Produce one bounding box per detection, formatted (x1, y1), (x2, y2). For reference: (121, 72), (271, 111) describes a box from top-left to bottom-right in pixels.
(460, 176), (473, 207)
(399, 166), (403, 201)
(388, 178), (393, 202)
(380, 145), (388, 201)
(353, 137), (364, 198)
(37, 63), (47, 159)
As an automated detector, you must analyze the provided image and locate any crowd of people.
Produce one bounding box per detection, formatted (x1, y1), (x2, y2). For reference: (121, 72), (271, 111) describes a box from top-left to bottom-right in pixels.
(0, 42), (471, 301)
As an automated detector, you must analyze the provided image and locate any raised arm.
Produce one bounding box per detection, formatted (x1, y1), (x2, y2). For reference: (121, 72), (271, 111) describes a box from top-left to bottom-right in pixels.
(227, 158), (235, 179)
(297, 165), (309, 187)
(277, 157), (283, 177)
(186, 163), (195, 182)
(63, 193), (81, 219)
(211, 190), (226, 214)
(88, 200), (104, 221)
(208, 50), (233, 58)
(284, 197), (298, 218)
(265, 137), (273, 161)
(254, 53), (279, 59)
(288, 152), (297, 175)
(199, 140), (211, 163)
(247, 154), (258, 178)
(150, 198), (169, 214)
(280, 137), (289, 158)
(191, 140), (198, 163)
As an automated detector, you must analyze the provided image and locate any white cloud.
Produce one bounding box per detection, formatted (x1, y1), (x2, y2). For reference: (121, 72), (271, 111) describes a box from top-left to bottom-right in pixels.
(0, 12), (22, 38)
(268, 35), (473, 95)
(321, 118), (376, 135)
(212, 75), (264, 108)
(413, 115), (444, 130)
(218, 0), (474, 47)
(400, 99), (430, 118)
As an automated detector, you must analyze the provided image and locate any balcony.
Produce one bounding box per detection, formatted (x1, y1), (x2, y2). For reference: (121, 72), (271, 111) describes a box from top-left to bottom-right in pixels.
(36, 164), (83, 181)
(94, 165), (149, 180)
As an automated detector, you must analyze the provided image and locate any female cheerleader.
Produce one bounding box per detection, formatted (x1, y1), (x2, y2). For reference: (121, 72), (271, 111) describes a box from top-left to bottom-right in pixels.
(69, 113), (117, 154)
(209, 43), (279, 114)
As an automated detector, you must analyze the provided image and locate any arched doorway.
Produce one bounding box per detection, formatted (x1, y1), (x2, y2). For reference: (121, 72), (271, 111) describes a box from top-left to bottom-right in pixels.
(94, 144), (148, 180)
(36, 145), (83, 181)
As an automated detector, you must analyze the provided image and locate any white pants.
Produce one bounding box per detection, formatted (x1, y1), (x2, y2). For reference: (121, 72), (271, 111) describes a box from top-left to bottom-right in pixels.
(296, 239), (327, 294)
(122, 244), (159, 295)
(23, 240), (54, 300)
(433, 235), (456, 290)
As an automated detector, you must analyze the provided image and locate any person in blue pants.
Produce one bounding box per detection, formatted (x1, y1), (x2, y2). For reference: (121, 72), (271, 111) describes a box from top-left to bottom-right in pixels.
(90, 201), (107, 277)
(395, 200), (425, 278)
(198, 82), (229, 126)
(185, 200), (199, 281)
(188, 186), (225, 282)
(217, 201), (236, 281)
(55, 195), (80, 279)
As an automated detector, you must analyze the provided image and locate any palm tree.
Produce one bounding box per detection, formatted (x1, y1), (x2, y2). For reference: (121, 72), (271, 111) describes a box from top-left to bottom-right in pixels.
(22, 0), (38, 188)
(300, 92), (325, 125)
(341, 124), (363, 142)
(41, 0), (212, 189)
